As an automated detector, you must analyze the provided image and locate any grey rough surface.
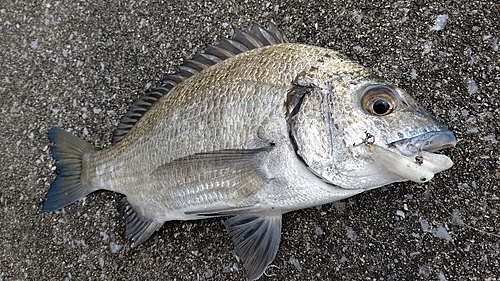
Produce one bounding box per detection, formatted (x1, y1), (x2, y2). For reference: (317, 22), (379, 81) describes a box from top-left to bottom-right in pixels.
(0, 1), (498, 280)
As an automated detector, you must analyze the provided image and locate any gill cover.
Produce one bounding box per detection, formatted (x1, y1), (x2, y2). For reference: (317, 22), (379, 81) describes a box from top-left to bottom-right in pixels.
(287, 82), (338, 181)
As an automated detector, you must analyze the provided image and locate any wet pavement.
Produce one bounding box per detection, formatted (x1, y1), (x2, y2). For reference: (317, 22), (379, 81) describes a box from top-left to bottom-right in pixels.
(1, 1), (498, 280)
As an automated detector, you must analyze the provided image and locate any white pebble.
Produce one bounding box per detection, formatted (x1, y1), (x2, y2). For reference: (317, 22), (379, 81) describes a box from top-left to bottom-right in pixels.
(432, 225), (452, 241)
(315, 226), (324, 236)
(100, 231), (109, 240)
(110, 242), (122, 253)
(423, 43), (432, 54)
(346, 226), (357, 241)
(432, 14), (448, 31)
(289, 257), (302, 272)
(467, 79), (478, 94)
(466, 128), (478, 134)
(420, 219), (430, 231)
(483, 134), (497, 143)
(411, 69), (417, 79)
(204, 269), (213, 278)
(396, 210), (405, 219)
(438, 271), (448, 281)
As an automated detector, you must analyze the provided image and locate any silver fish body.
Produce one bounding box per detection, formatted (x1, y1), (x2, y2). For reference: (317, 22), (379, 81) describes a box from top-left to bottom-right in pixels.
(44, 24), (456, 280)
(92, 44), (373, 213)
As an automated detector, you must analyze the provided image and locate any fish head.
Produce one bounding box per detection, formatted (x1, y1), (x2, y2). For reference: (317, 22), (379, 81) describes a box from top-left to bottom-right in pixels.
(345, 81), (457, 185)
(289, 68), (456, 190)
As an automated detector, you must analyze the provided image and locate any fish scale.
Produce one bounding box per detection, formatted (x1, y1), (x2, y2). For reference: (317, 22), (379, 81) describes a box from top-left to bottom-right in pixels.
(43, 24), (456, 280)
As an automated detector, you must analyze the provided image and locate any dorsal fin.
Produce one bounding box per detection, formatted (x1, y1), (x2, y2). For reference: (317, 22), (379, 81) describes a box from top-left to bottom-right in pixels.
(111, 23), (289, 144)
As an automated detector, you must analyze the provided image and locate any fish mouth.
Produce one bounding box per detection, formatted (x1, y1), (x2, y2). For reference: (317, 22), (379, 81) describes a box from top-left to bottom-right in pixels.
(384, 130), (456, 177)
(359, 130), (456, 185)
(389, 130), (457, 156)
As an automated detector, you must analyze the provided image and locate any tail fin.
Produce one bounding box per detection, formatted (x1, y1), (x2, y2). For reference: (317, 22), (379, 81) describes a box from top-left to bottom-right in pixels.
(43, 127), (97, 212)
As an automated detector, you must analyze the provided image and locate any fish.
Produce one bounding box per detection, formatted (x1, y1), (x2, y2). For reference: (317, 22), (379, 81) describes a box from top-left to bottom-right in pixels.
(43, 23), (456, 280)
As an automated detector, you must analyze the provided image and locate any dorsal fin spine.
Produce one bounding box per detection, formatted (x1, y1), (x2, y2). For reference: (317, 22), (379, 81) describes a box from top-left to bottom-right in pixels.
(232, 28), (264, 49)
(178, 65), (199, 76)
(218, 39), (249, 54)
(183, 60), (208, 72)
(250, 25), (278, 45)
(164, 74), (184, 84)
(160, 81), (176, 89)
(205, 44), (235, 60)
(112, 23), (289, 144)
(193, 53), (222, 66)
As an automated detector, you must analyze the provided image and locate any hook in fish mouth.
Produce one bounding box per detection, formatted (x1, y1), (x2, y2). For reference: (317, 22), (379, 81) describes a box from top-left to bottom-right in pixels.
(360, 130), (456, 183)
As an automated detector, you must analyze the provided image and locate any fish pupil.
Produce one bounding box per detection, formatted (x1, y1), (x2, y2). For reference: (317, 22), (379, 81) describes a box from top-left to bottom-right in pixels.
(373, 99), (390, 115)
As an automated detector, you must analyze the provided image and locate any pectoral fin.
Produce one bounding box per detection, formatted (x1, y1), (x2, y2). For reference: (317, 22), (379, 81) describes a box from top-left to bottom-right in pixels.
(224, 214), (282, 281)
(184, 206), (256, 217)
(151, 147), (274, 205)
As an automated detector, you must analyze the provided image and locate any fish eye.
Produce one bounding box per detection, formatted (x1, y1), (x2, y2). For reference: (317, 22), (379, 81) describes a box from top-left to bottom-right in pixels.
(361, 85), (397, 116)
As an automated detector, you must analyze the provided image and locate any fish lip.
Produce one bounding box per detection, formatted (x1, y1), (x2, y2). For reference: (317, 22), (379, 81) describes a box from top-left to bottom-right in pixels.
(389, 130), (457, 156)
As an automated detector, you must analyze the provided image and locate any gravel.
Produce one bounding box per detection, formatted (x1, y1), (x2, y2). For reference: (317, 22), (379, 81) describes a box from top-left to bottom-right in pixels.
(1, 1), (498, 280)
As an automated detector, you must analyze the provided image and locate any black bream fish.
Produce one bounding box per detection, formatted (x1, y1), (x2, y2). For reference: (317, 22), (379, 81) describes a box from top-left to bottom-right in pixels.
(43, 23), (456, 280)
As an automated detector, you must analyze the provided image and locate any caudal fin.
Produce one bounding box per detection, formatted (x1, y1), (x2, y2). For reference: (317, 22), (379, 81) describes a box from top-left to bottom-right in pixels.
(43, 127), (97, 212)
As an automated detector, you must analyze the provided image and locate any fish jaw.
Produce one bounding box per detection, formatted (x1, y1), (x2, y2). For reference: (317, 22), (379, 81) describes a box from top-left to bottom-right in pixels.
(366, 130), (456, 183)
(390, 130), (456, 173)
(390, 130), (457, 155)
(329, 129), (456, 189)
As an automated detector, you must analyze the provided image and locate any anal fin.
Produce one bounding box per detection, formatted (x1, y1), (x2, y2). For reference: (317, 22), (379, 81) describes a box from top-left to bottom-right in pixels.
(224, 214), (282, 281)
(120, 197), (162, 247)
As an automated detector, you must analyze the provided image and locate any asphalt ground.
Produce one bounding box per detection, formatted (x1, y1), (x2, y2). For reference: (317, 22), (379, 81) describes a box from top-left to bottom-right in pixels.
(1, 1), (499, 280)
